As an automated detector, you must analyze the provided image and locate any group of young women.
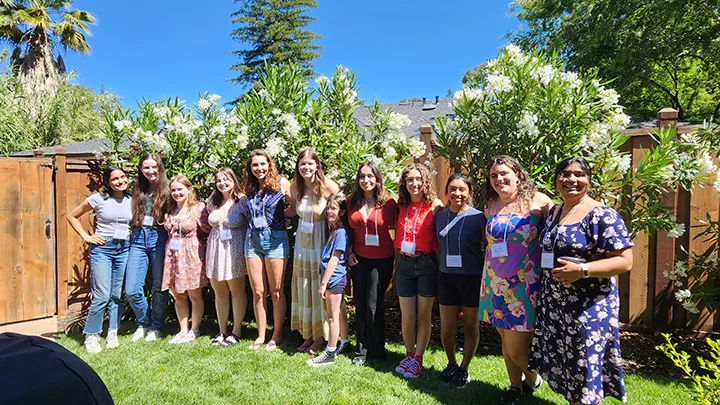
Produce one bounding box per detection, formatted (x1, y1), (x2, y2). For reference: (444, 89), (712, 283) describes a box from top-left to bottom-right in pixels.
(69, 149), (633, 405)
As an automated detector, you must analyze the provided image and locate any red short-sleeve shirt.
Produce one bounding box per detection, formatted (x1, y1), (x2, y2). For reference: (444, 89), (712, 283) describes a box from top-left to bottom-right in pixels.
(347, 196), (398, 259)
(394, 201), (437, 254)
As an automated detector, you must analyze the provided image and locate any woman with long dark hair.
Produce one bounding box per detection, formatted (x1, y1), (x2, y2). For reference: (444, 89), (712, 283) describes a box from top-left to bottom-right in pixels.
(288, 148), (340, 354)
(125, 153), (170, 342)
(67, 167), (132, 353)
(346, 162), (398, 365)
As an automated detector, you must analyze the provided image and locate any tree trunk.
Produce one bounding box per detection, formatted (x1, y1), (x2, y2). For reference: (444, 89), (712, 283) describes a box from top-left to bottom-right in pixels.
(18, 28), (61, 98)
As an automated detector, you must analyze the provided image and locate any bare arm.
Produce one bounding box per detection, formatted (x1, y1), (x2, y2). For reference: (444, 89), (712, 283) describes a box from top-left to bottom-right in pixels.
(319, 250), (342, 298)
(535, 192), (554, 221)
(67, 200), (106, 245)
(325, 178), (341, 197)
(553, 248), (633, 286)
(432, 198), (444, 215)
(285, 182), (298, 218)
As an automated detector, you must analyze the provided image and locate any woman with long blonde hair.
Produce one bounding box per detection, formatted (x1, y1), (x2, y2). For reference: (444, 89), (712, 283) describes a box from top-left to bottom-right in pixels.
(162, 176), (208, 344)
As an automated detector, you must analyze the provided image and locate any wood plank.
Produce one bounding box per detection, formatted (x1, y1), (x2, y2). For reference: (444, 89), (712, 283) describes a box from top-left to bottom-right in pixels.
(685, 181), (720, 331)
(20, 160), (53, 320)
(54, 151), (68, 316)
(0, 161), (23, 323)
(653, 191), (678, 329)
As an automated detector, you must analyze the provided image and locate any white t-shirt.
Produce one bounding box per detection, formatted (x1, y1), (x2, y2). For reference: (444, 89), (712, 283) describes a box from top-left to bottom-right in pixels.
(86, 193), (132, 239)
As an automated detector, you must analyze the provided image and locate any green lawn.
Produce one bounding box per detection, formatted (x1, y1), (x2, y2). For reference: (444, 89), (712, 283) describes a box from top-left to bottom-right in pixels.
(56, 325), (694, 405)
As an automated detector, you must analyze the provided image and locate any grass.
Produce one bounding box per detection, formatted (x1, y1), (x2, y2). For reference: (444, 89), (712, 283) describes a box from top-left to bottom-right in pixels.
(56, 324), (695, 405)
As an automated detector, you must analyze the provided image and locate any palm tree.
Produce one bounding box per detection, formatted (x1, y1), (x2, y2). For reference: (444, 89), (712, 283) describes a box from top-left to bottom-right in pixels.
(0, 0), (95, 96)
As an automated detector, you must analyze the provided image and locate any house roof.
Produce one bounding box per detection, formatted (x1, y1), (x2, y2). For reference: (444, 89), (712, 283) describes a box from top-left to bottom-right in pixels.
(354, 99), (453, 138)
(11, 137), (131, 158)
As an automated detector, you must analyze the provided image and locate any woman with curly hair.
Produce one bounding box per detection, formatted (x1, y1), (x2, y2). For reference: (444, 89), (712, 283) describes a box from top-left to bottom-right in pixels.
(393, 163), (443, 379)
(478, 155), (552, 404)
(242, 150), (292, 351)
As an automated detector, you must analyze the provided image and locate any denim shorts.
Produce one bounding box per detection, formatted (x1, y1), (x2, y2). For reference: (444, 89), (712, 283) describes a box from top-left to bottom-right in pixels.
(395, 252), (439, 297)
(245, 228), (289, 259)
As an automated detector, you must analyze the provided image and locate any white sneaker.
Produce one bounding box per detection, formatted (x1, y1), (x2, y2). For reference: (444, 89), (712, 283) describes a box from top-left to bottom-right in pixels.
(145, 330), (158, 342)
(84, 334), (102, 353)
(168, 331), (187, 345)
(106, 329), (120, 349)
(131, 327), (146, 342)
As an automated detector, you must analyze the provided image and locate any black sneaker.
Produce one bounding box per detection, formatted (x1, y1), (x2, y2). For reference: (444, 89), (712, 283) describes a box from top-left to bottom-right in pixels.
(335, 340), (351, 356)
(438, 363), (460, 383)
(351, 355), (375, 366)
(522, 375), (543, 396)
(449, 366), (470, 389)
(495, 386), (523, 405)
(306, 350), (336, 366)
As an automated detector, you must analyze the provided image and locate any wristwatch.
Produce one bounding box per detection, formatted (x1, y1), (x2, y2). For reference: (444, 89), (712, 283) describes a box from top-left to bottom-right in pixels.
(580, 263), (590, 278)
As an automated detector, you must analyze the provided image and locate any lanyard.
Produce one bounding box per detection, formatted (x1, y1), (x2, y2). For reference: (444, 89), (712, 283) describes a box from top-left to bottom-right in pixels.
(251, 193), (267, 219)
(445, 210), (467, 255)
(549, 195), (588, 250)
(403, 204), (421, 244)
(361, 204), (379, 237)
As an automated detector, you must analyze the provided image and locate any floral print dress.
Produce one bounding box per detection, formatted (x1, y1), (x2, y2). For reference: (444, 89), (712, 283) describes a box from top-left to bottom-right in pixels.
(162, 202), (208, 293)
(529, 205), (633, 404)
(479, 213), (542, 331)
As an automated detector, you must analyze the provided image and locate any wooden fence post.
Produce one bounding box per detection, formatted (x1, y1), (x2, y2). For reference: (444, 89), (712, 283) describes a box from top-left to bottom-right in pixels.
(54, 149), (68, 317)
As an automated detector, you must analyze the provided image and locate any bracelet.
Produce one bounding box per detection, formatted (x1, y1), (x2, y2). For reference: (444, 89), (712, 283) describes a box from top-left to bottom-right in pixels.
(581, 263), (590, 278)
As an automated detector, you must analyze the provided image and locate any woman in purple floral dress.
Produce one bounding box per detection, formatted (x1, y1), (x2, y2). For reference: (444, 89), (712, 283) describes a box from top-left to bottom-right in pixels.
(529, 157), (634, 405)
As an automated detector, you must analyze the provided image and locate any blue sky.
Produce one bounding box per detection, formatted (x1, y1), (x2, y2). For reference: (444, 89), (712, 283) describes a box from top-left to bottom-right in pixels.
(57, 0), (520, 106)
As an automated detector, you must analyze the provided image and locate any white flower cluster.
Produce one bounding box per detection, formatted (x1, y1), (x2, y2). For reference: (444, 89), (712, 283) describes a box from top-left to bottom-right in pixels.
(673, 284), (700, 314)
(697, 153), (717, 177)
(315, 76), (329, 86)
(152, 106), (170, 119)
(387, 112), (411, 130)
(530, 64), (556, 86)
(664, 260), (688, 287)
(135, 128), (170, 152)
(560, 71), (582, 90)
(166, 115), (202, 137)
(486, 74), (512, 97)
(599, 89), (620, 110)
(407, 138), (428, 158)
(277, 112), (300, 138)
(452, 87), (484, 104)
(257, 89), (271, 101)
(265, 137), (287, 158)
(517, 111), (540, 137)
(505, 44), (527, 65)
(607, 154), (632, 175)
(113, 119), (132, 132)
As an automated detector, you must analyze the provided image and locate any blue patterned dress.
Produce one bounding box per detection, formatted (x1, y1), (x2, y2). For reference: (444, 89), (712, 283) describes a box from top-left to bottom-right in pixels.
(529, 205), (633, 404)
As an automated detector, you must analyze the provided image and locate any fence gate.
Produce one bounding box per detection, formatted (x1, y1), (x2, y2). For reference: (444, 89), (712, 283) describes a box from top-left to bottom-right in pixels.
(0, 158), (56, 324)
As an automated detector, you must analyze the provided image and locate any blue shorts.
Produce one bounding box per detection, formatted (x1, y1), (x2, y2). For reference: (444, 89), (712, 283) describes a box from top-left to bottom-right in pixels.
(326, 275), (347, 295)
(245, 228), (289, 259)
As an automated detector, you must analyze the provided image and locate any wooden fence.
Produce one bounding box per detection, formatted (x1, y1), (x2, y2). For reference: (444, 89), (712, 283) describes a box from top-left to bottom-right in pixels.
(418, 108), (720, 333)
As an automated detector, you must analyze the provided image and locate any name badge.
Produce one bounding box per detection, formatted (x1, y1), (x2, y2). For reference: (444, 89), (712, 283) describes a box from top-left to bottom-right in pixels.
(400, 241), (416, 255)
(169, 239), (182, 251)
(446, 254), (463, 267)
(541, 251), (555, 269)
(143, 215), (154, 226)
(113, 226), (129, 240)
(253, 216), (268, 229)
(491, 243), (509, 258)
(219, 228), (232, 241)
(300, 221), (314, 234)
(365, 234), (379, 247)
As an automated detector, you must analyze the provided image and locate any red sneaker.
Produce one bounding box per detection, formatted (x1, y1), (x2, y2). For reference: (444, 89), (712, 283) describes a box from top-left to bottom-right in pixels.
(403, 356), (424, 379)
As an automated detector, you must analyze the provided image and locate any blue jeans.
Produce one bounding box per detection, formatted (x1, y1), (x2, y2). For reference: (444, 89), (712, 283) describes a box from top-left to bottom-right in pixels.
(125, 226), (168, 331)
(84, 239), (129, 335)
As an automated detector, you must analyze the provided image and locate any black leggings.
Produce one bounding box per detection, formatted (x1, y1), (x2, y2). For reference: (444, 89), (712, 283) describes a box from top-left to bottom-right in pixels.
(350, 255), (394, 360)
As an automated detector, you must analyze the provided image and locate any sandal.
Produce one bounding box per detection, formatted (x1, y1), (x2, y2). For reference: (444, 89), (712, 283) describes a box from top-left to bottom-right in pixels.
(248, 340), (264, 350)
(210, 334), (225, 347)
(297, 339), (313, 352)
(265, 340), (278, 352)
(223, 334), (240, 347)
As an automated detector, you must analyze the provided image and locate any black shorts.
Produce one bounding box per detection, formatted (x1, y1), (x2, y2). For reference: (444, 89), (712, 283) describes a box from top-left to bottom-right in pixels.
(395, 253), (438, 297)
(437, 271), (481, 308)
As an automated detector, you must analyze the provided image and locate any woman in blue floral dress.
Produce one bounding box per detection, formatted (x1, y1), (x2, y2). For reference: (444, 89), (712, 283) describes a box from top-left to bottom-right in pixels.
(529, 157), (634, 405)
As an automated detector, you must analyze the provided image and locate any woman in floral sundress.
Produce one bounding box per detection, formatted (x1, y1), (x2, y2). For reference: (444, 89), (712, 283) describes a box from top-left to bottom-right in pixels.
(478, 155), (552, 405)
(529, 157), (633, 405)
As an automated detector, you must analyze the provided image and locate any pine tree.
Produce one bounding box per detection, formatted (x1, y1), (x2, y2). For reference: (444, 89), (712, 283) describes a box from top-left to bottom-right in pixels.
(230, 0), (322, 87)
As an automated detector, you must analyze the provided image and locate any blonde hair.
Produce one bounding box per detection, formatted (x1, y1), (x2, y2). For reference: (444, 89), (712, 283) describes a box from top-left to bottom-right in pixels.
(293, 148), (328, 197)
(168, 175), (199, 212)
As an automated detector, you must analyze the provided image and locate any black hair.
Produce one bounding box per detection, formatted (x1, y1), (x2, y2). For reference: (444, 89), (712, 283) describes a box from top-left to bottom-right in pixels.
(554, 157), (593, 182)
(101, 167), (129, 199)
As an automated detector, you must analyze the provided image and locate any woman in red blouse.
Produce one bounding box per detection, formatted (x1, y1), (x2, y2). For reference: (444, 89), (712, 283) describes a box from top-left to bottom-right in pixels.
(346, 162), (398, 366)
(393, 163), (443, 379)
